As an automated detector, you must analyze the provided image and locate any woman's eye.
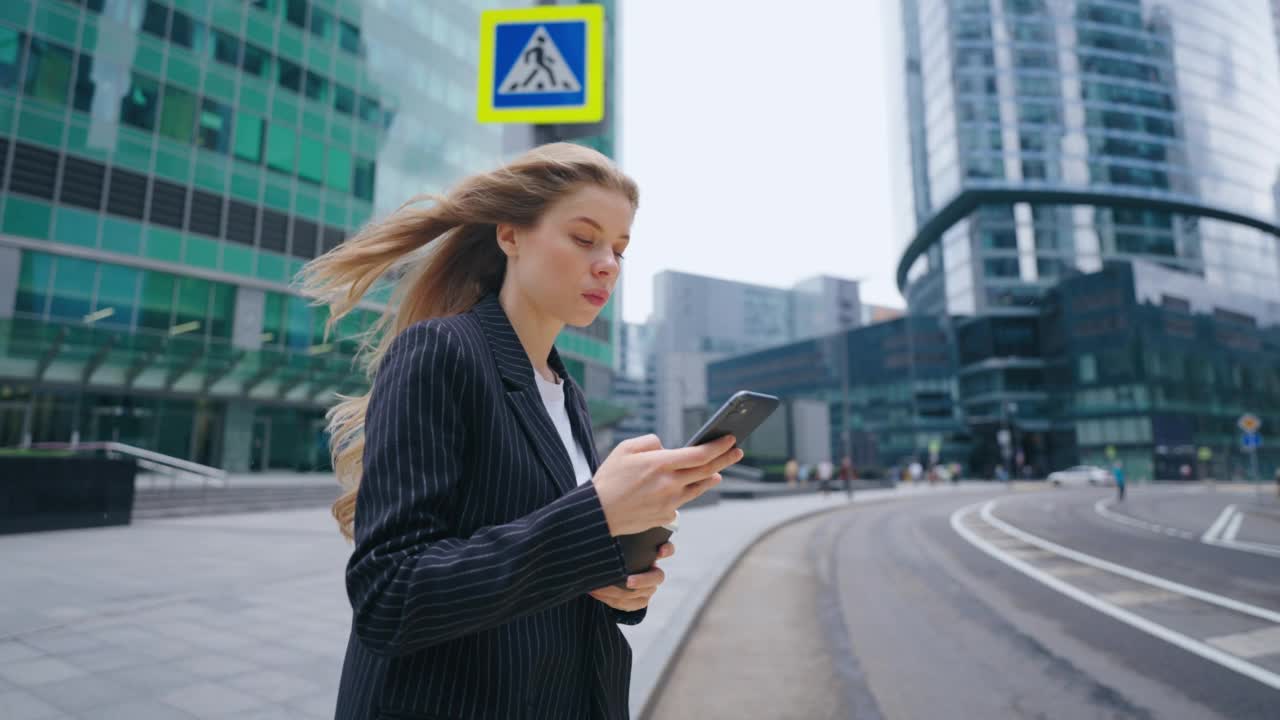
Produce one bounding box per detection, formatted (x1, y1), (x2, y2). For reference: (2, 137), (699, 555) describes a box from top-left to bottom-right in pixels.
(573, 235), (592, 246)
(614, 251), (626, 261)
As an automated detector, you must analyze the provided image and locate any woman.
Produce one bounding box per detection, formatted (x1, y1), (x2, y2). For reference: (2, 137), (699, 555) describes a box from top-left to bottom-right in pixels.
(301, 143), (741, 719)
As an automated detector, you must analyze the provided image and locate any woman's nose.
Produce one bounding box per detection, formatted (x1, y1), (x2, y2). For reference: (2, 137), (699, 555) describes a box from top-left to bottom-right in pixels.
(595, 255), (619, 276)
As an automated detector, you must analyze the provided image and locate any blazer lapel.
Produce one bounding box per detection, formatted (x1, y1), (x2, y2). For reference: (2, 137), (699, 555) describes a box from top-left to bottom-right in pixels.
(472, 294), (577, 495)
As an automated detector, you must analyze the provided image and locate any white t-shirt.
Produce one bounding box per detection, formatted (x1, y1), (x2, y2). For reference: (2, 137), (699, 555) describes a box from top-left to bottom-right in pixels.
(534, 371), (594, 486)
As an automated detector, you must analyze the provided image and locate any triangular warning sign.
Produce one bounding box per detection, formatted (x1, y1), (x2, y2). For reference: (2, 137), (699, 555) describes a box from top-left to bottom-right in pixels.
(497, 26), (582, 94)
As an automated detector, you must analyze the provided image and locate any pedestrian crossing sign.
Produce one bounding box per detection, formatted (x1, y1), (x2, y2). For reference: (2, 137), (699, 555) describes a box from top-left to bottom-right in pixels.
(476, 5), (605, 124)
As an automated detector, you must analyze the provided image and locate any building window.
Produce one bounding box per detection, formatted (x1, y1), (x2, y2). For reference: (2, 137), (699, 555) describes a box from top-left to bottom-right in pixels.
(259, 209), (288, 253)
(334, 83), (354, 114)
(353, 157), (374, 201)
(1078, 354), (1097, 383)
(23, 38), (74, 106)
(266, 123), (296, 175)
(120, 73), (160, 132)
(298, 135), (325, 185)
(983, 258), (1020, 278)
(304, 71), (328, 102)
(72, 54), (95, 112)
(49, 257), (96, 322)
(197, 98), (233, 154)
(358, 95), (380, 125)
(241, 43), (272, 78)
(159, 84), (197, 143)
(309, 7), (332, 39)
(141, 2), (169, 39)
(325, 147), (351, 191)
(277, 58), (302, 93)
(233, 112), (264, 163)
(0, 28), (23, 90)
(169, 9), (206, 53)
(16, 252), (53, 316)
(285, 0), (308, 29)
(339, 20), (361, 55)
(212, 30), (241, 67)
(209, 283), (235, 340)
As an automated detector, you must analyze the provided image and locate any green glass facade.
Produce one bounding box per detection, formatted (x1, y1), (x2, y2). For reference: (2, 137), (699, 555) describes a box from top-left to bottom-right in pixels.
(708, 260), (1280, 481)
(0, 0), (620, 471)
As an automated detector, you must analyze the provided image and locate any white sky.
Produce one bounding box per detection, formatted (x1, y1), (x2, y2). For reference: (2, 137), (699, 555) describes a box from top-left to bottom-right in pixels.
(616, 0), (912, 324)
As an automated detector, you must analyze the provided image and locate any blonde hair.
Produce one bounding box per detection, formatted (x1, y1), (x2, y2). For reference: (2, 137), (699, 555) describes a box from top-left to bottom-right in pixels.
(299, 142), (638, 541)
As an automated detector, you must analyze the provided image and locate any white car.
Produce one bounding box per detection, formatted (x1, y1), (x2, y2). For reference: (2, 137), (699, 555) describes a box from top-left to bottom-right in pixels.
(1048, 465), (1113, 487)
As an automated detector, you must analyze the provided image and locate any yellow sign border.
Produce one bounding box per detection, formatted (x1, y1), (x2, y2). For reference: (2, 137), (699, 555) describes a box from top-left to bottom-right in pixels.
(476, 4), (605, 124)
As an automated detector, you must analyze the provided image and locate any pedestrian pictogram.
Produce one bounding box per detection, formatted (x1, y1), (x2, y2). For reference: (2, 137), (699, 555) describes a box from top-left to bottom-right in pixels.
(476, 5), (604, 124)
(498, 26), (581, 94)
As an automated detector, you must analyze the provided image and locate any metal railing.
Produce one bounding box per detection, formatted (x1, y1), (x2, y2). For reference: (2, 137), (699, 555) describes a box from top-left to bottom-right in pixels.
(27, 441), (228, 491)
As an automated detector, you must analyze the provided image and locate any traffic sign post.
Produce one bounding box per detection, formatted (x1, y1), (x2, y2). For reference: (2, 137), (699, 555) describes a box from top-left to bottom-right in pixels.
(1242, 432), (1261, 482)
(476, 4), (605, 124)
(1237, 414), (1262, 483)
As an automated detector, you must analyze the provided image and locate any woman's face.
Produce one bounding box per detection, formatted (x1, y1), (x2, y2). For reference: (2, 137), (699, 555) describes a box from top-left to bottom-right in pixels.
(500, 184), (635, 327)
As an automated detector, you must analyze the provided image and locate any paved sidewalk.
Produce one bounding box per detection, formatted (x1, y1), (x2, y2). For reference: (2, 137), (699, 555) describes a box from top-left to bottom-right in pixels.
(0, 483), (991, 719)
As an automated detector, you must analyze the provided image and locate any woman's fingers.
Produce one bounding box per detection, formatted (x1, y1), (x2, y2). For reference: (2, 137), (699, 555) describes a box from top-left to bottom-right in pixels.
(674, 448), (744, 485)
(679, 473), (723, 505)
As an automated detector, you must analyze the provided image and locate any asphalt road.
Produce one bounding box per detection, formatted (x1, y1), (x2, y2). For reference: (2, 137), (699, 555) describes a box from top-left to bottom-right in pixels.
(650, 486), (1280, 719)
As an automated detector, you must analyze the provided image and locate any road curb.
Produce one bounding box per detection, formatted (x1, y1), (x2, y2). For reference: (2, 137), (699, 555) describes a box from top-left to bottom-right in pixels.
(632, 483), (992, 719)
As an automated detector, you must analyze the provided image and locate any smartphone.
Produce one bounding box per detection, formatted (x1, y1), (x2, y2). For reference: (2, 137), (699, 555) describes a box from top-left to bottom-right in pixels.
(684, 391), (781, 448)
(613, 391), (780, 588)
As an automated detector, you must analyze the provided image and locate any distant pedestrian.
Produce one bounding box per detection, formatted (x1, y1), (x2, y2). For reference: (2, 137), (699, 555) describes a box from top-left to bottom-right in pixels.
(799, 463), (812, 484)
(817, 459), (834, 496)
(1114, 461), (1126, 501)
(934, 464), (950, 485)
(840, 455), (855, 499)
(995, 464), (1009, 484)
(784, 457), (799, 487)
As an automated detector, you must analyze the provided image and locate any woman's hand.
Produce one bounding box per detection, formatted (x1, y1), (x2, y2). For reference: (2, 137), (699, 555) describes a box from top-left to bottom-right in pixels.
(593, 435), (742, 536)
(589, 542), (675, 611)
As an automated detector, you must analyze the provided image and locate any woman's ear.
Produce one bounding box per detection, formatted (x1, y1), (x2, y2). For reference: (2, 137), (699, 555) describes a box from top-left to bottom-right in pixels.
(496, 224), (518, 259)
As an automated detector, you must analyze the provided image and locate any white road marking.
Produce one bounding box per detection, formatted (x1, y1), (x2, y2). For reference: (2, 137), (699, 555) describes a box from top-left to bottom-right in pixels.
(1098, 589), (1181, 607)
(1206, 626), (1280, 659)
(1095, 498), (1278, 555)
(981, 502), (1280, 625)
(1200, 506), (1280, 558)
(1094, 498), (1195, 540)
(1223, 513), (1243, 543)
(951, 501), (1280, 692)
(1005, 549), (1056, 561)
(1042, 565), (1100, 578)
(1206, 537), (1280, 559)
(1203, 505), (1236, 543)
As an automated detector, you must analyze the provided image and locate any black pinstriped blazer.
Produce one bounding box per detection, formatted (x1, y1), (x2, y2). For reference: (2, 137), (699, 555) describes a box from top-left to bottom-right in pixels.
(334, 293), (644, 720)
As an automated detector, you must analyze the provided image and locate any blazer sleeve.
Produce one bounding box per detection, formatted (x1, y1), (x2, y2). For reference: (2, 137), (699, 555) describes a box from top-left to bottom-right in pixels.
(611, 607), (646, 625)
(346, 321), (630, 657)
(567, 383), (651, 627)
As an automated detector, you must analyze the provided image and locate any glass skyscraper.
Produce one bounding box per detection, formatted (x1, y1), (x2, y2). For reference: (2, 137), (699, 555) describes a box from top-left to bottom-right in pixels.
(0, 0), (620, 471)
(890, 0), (1280, 476)
(899, 0), (1280, 316)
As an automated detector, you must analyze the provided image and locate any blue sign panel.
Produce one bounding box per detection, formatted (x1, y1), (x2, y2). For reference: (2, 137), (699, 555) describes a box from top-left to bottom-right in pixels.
(492, 21), (587, 109)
